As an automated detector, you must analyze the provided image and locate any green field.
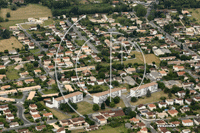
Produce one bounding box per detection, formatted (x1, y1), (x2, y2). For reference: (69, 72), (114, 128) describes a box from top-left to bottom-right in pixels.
(188, 8), (200, 23)
(131, 91), (176, 106)
(0, 4), (52, 28)
(42, 89), (59, 94)
(72, 125), (129, 133)
(6, 65), (20, 80)
(30, 49), (41, 55)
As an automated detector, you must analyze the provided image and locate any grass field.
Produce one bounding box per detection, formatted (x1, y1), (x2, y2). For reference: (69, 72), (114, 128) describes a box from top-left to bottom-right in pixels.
(42, 89), (59, 94)
(188, 8), (200, 23)
(30, 49), (40, 55)
(6, 65), (20, 80)
(72, 125), (128, 133)
(124, 51), (160, 66)
(0, 4), (52, 28)
(131, 91), (176, 106)
(75, 40), (85, 46)
(0, 37), (23, 52)
(40, 101), (71, 120)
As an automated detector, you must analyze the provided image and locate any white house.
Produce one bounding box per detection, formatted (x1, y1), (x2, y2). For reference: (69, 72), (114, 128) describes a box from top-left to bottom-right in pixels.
(182, 119), (193, 126)
(46, 91), (83, 108)
(130, 82), (158, 97)
(92, 87), (125, 104)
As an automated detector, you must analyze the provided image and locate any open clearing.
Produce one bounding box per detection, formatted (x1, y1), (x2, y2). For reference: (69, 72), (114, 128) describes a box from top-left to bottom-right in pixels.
(6, 65), (20, 80)
(72, 125), (128, 133)
(0, 4), (52, 28)
(124, 51), (160, 66)
(188, 8), (200, 23)
(131, 91), (176, 106)
(0, 37), (23, 52)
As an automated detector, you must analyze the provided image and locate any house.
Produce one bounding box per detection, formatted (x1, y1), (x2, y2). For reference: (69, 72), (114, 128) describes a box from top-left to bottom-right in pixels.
(85, 125), (99, 132)
(130, 82), (158, 97)
(137, 104), (146, 110)
(157, 112), (168, 119)
(47, 79), (55, 86)
(32, 114), (41, 121)
(166, 99), (174, 105)
(193, 97), (200, 102)
(96, 80), (104, 85)
(175, 98), (184, 105)
(29, 26), (37, 31)
(168, 110), (178, 117)
(194, 118), (200, 125)
(19, 71), (29, 78)
(129, 117), (139, 123)
(125, 68), (136, 74)
(0, 105), (8, 111)
(158, 102), (167, 108)
(92, 87), (125, 104)
(145, 112), (156, 119)
(45, 92), (83, 108)
(148, 104), (156, 111)
(30, 109), (39, 115)
(173, 66), (184, 71)
(59, 117), (89, 129)
(57, 127), (65, 133)
(180, 106), (190, 113)
(0, 65), (5, 70)
(185, 99), (192, 105)
(182, 119), (193, 126)
(158, 127), (171, 133)
(177, 91), (186, 98)
(34, 69), (42, 75)
(0, 122), (4, 129)
(6, 114), (14, 121)
(9, 122), (19, 128)
(156, 120), (167, 125)
(35, 125), (46, 131)
(9, 49), (17, 55)
(29, 104), (37, 110)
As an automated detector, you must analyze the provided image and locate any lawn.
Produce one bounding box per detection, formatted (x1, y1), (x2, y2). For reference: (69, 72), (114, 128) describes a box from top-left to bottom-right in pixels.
(22, 24), (37, 30)
(0, 4), (52, 28)
(8, 94), (23, 99)
(124, 51), (160, 66)
(6, 65), (20, 80)
(72, 125), (128, 133)
(188, 8), (200, 23)
(115, 99), (126, 108)
(0, 37), (23, 52)
(40, 101), (71, 120)
(75, 40), (85, 46)
(30, 49), (41, 55)
(42, 89), (59, 94)
(131, 91), (176, 106)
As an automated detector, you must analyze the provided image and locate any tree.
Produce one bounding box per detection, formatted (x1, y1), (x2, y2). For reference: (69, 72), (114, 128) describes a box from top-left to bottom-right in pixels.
(109, 102), (115, 108)
(36, 24), (40, 30)
(134, 4), (147, 17)
(113, 96), (120, 104)
(2, 29), (10, 39)
(146, 89), (151, 97)
(131, 97), (138, 102)
(101, 103), (105, 110)
(92, 104), (99, 111)
(33, 61), (39, 67)
(10, 4), (17, 10)
(6, 12), (10, 18)
(168, 92), (172, 98)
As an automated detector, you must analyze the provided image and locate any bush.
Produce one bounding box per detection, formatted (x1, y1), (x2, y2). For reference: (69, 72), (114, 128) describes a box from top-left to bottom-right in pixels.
(131, 97), (138, 102)
(6, 12), (10, 18)
(101, 103), (105, 110)
(92, 104), (99, 111)
(113, 96), (120, 104)
(109, 102), (115, 108)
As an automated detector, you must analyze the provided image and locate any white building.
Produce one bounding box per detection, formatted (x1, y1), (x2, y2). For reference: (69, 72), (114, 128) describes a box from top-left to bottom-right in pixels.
(92, 87), (125, 104)
(130, 82), (158, 97)
(46, 91), (83, 108)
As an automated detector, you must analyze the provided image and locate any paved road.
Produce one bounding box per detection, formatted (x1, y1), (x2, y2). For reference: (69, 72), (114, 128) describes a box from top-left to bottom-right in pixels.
(65, 20), (99, 53)
(15, 103), (31, 125)
(2, 119), (57, 132)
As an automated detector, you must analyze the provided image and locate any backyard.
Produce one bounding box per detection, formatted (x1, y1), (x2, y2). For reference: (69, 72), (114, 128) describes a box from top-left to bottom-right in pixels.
(6, 65), (20, 80)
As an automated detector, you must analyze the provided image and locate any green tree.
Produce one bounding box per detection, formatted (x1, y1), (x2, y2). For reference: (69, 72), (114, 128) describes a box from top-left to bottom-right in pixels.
(92, 104), (99, 111)
(2, 29), (10, 39)
(113, 96), (120, 104)
(101, 103), (105, 110)
(134, 4), (147, 17)
(146, 89), (151, 97)
(6, 12), (10, 18)
(109, 102), (115, 108)
(131, 97), (138, 102)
